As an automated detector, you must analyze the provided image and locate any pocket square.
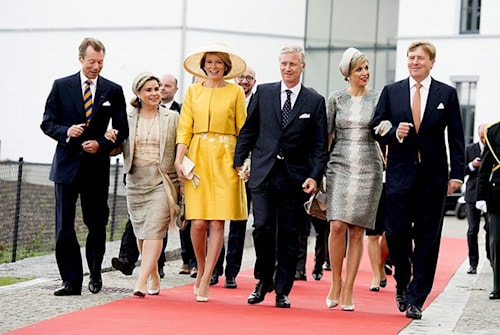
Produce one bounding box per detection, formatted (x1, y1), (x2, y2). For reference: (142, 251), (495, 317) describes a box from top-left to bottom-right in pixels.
(102, 101), (111, 106)
(437, 103), (444, 109)
(299, 113), (311, 119)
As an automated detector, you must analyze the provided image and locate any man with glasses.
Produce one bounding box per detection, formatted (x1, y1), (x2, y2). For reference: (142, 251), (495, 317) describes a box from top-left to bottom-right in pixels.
(211, 67), (256, 289)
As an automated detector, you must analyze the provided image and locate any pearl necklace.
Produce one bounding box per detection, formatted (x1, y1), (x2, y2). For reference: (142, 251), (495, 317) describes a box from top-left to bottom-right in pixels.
(136, 111), (158, 155)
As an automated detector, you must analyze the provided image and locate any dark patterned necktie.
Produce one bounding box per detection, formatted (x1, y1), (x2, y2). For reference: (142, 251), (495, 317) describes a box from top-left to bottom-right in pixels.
(83, 79), (93, 125)
(282, 89), (292, 128)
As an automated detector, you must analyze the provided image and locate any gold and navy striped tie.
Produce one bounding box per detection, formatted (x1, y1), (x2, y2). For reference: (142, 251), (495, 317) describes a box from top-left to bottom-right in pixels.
(83, 79), (93, 125)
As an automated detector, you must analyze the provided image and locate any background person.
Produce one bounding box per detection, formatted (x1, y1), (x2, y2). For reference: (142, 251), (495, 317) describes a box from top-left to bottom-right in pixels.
(464, 123), (489, 274)
(325, 47), (383, 311)
(371, 40), (465, 319)
(211, 66), (256, 289)
(234, 44), (328, 308)
(175, 41), (248, 302)
(41, 37), (128, 296)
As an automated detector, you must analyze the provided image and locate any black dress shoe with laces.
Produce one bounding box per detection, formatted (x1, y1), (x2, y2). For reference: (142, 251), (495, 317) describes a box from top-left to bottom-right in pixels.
(489, 291), (500, 299)
(467, 266), (477, 274)
(88, 277), (102, 294)
(54, 283), (81, 296)
(248, 280), (275, 304)
(210, 272), (219, 286)
(312, 271), (323, 281)
(112, 257), (135, 276)
(396, 289), (407, 312)
(224, 277), (237, 288)
(275, 294), (291, 308)
(294, 271), (307, 281)
(406, 304), (422, 319)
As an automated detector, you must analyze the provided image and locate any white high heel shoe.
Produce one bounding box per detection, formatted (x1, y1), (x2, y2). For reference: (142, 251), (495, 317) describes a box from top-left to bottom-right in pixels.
(325, 297), (339, 308)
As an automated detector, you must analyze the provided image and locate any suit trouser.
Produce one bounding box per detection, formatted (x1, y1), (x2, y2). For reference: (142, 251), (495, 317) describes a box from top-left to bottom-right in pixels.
(179, 222), (197, 268)
(54, 161), (109, 285)
(466, 202), (482, 267)
(486, 212), (500, 291)
(250, 160), (306, 296)
(214, 185), (252, 278)
(118, 219), (168, 267)
(385, 168), (446, 308)
(296, 217), (329, 273)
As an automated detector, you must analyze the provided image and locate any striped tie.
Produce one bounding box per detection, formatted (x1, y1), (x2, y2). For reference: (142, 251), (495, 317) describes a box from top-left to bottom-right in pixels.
(83, 79), (93, 125)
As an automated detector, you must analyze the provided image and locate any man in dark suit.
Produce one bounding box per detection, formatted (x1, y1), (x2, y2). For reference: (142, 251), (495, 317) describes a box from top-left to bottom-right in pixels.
(371, 40), (465, 319)
(234, 45), (328, 308)
(465, 124), (488, 274)
(111, 73), (183, 278)
(41, 37), (128, 296)
(476, 121), (500, 300)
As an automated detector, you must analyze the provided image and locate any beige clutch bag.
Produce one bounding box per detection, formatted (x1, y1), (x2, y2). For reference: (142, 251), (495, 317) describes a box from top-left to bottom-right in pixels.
(181, 156), (200, 188)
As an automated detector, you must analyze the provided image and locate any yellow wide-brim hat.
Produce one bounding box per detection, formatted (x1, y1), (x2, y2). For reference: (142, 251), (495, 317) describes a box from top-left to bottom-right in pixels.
(183, 41), (246, 80)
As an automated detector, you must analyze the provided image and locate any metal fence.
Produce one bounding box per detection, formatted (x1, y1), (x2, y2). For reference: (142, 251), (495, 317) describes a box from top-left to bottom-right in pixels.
(0, 158), (129, 264)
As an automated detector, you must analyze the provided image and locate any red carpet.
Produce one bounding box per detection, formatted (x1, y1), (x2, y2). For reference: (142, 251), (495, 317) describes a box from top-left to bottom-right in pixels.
(7, 238), (466, 335)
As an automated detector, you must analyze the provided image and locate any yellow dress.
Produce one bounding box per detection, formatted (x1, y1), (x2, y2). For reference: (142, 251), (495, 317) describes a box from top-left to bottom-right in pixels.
(177, 82), (248, 220)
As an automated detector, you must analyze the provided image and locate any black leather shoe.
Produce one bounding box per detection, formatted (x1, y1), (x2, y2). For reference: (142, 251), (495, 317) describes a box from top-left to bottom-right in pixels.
(312, 271), (323, 281)
(248, 281), (275, 304)
(489, 291), (500, 299)
(322, 261), (331, 271)
(406, 304), (422, 319)
(467, 266), (477, 274)
(210, 272), (219, 286)
(384, 263), (393, 275)
(396, 289), (407, 312)
(54, 283), (81, 296)
(88, 277), (102, 294)
(294, 271), (307, 281)
(275, 294), (291, 308)
(158, 267), (165, 279)
(112, 257), (134, 276)
(224, 277), (237, 288)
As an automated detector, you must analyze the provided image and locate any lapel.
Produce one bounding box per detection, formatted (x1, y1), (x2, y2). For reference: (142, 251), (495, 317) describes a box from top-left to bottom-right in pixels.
(158, 107), (170, 164)
(93, 76), (109, 115)
(398, 78), (412, 122)
(421, 78), (441, 129)
(286, 84), (308, 128)
(68, 73), (85, 118)
(128, 109), (138, 157)
(272, 83), (283, 127)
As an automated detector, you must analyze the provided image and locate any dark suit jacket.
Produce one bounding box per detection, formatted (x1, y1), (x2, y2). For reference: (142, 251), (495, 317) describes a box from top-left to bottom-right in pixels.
(234, 82), (328, 189)
(464, 142), (482, 203)
(371, 77), (465, 194)
(41, 72), (128, 184)
(170, 101), (182, 113)
(477, 121), (500, 213)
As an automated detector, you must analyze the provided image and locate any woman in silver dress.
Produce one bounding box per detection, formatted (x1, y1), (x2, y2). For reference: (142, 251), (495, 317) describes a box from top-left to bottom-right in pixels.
(325, 48), (383, 311)
(111, 72), (180, 297)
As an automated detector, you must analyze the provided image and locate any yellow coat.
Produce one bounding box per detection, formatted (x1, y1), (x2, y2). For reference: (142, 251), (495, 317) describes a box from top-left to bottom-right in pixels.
(177, 82), (248, 220)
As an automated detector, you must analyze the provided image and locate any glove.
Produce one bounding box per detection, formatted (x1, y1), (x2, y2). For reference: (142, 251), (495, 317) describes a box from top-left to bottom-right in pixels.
(373, 120), (393, 136)
(476, 200), (487, 213)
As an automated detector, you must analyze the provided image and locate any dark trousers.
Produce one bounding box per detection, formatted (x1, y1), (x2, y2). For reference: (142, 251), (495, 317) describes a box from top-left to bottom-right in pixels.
(296, 217), (329, 273)
(466, 202), (482, 267)
(215, 185), (252, 278)
(250, 161), (307, 296)
(179, 221), (197, 268)
(487, 212), (500, 291)
(118, 218), (168, 267)
(54, 162), (109, 286)
(385, 170), (446, 308)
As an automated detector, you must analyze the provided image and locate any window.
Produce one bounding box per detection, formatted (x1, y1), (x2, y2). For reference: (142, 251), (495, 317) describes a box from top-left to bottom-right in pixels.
(460, 0), (481, 34)
(453, 79), (478, 144)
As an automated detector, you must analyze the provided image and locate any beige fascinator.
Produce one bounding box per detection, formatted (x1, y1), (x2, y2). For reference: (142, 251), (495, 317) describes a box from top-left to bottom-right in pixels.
(183, 41), (246, 80)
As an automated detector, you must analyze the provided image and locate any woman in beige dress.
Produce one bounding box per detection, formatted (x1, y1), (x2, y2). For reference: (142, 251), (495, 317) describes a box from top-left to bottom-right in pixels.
(110, 72), (179, 297)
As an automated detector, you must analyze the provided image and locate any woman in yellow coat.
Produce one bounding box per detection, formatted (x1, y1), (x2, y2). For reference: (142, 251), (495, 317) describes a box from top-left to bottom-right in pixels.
(175, 41), (248, 302)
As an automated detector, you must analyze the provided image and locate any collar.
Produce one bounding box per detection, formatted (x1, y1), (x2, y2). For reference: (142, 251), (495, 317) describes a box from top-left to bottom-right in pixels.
(409, 75), (431, 89)
(80, 71), (98, 86)
(280, 81), (301, 96)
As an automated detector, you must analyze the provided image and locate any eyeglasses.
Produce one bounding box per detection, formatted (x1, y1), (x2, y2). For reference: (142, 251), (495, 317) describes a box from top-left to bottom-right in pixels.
(236, 76), (255, 82)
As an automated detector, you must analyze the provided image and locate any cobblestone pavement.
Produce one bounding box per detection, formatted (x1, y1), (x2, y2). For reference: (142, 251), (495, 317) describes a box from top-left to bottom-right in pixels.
(1, 216), (499, 334)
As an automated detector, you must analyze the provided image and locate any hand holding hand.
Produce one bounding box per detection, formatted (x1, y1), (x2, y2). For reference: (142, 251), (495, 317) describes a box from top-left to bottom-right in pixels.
(476, 200), (487, 213)
(373, 120), (393, 136)
(81, 140), (99, 154)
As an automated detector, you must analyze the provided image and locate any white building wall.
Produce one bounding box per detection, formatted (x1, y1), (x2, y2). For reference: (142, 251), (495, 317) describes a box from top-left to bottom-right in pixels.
(397, 0), (500, 136)
(0, 0), (306, 163)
